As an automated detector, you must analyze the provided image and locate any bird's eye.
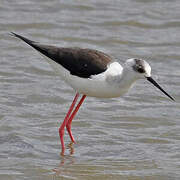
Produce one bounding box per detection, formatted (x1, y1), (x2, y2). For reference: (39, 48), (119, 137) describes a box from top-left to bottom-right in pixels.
(137, 66), (145, 73)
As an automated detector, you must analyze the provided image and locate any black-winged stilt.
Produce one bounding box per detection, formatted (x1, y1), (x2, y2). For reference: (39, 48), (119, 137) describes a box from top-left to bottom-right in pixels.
(11, 32), (174, 155)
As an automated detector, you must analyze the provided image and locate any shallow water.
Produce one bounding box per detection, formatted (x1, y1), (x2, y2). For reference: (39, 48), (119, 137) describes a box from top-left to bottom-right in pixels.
(0, 0), (180, 179)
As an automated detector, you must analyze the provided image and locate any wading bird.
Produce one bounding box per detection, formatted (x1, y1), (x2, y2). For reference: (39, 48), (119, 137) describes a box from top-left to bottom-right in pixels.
(11, 32), (174, 155)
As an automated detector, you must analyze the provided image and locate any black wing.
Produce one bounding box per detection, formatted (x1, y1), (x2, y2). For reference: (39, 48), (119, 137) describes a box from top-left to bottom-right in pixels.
(11, 32), (112, 78)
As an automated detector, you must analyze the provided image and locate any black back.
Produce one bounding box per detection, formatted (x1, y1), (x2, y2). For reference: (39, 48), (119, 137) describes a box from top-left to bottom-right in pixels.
(11, 33), (112, 78)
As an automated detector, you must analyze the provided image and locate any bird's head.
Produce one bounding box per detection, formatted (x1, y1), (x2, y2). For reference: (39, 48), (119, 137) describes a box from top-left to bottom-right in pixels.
(125, 58), (151, 78)
(124, 58), (174, 101)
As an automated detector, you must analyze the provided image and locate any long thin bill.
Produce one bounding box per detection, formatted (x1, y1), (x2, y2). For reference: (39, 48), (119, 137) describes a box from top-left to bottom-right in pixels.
(146, 77), (175, 101)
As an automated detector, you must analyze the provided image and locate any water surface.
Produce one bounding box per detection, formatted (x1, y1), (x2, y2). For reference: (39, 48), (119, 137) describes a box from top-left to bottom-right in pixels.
(0, 0), (180, 179)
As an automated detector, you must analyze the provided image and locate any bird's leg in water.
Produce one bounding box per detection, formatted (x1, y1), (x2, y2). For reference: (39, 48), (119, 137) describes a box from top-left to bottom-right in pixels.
(59, 93), (79, 154)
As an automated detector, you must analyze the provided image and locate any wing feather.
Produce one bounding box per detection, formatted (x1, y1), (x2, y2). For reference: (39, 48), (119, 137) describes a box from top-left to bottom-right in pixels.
(11, 32), (112, 78)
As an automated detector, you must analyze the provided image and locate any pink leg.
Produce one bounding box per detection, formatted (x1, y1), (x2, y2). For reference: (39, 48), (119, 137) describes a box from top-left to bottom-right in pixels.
(66, 95), (86, 143)
(59, 93), (79, 154)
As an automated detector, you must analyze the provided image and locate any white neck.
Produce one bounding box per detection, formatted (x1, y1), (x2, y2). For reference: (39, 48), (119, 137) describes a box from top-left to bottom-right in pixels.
(107, 65), (139, 95)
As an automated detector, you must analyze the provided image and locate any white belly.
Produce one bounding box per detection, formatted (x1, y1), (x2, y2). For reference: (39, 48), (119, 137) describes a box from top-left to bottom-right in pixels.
(43, 56), (129, 98)
(67, 75), (125, 98)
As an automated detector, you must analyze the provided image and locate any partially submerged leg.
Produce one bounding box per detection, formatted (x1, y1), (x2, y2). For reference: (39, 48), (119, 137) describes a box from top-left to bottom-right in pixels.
(66, 95), (86, 143)
(59, 93), (79, 154)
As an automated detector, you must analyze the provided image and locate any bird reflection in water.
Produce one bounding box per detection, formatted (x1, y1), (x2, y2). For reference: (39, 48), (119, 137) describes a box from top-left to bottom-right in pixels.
(53, 142), (75, 177)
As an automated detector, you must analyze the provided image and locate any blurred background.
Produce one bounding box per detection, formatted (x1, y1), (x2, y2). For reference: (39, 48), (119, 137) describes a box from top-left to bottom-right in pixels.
(0, 0), (180, 179)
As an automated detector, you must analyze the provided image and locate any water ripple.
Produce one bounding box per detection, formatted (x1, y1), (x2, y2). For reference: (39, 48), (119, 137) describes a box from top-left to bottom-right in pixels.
(0, 0), (180, 179)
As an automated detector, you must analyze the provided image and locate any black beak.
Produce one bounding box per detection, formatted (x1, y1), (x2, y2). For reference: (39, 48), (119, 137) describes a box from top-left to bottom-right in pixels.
(146, 77), (174, 101)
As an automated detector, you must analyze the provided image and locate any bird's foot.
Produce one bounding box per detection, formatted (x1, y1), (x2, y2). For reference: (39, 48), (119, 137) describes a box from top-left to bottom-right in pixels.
(60, 148), (65, 156)
(67, 142), (75, 155)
